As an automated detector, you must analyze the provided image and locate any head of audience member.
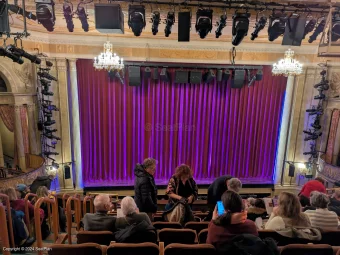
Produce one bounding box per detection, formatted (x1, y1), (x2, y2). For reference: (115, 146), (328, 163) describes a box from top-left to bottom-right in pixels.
(310, 191), (329, 209)
(93, 194), (112, 213)
(277, 192), (304, 225)
(175, 164), (193, 183)
(254, 198), (266, 209)
(227, 178), (242, 193)
(4, 187), (18, 202)
(315, 177), (325, 185)
(36, 186), (49, 198)
(333, 190), (340, 201)
(221, 190), (245, 214)
(247, 197), (256, 208)
(16, 184), (29, 199)
(121, 196), (139, 216)
(143, 158), (157, 176)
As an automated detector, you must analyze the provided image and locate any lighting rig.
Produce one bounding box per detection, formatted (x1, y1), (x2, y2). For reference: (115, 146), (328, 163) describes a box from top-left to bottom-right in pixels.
(195, 7), (213, 39)
(164, 11), (175, 37)
(36, 60), (61, 171)
(303, 67), (328, 176)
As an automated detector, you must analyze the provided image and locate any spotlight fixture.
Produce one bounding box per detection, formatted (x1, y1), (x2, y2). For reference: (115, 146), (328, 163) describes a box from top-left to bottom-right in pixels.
(195, 8), (213, 39)
(44, 151), (59, 156)
(37, 71), (57, 81)
(52, 162), (59, 170)
(44, 116), (56, 126)
(268, 11), (287, 42)
(35, 0), (56, 32)
(0, 47), (24, 64)
(308, 18), (325, 43)
(164, 11), (175, 37)
(215, 14), (227, 38)
(222, 70), (231, 81)
(63, 2), (74, 32)
(151, 11), (160, 35)
(251, 16), (267, 40)
(6, 45), (41, 64)
(128, 5), (146, 36)
(331, 12), (340, 42)
(7, 4), (37, 20)
(76, 2), (88, 32)
(303, 18), (316, 39)
(232, 11), (250, 46)
(247, 69), (256, 87)
(256, 70), (263, 81)
(203, 69), (215, 83)
(160, 68), (170, 83)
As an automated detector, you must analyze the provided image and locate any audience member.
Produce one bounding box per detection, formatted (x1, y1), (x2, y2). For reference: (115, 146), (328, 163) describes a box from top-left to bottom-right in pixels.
(207, 175), (233, 220)
(247, 198), (267, 222)
(134, 158), (158, 220)
(115, 196), (152, 229)
(305, 191), (339, 229)
(16, 184), (30, 199)
(227, 178), (242, 193)
(265, 192), (311, 230)
(82, 194), (116, 231)
(299, 177), (326, 207)
(35, 186), (51, 239)
(30, 175), (54, 194)
(207, 190), (258, 253)
(328, 189), (340, 216)
(4, 187), (34, 225)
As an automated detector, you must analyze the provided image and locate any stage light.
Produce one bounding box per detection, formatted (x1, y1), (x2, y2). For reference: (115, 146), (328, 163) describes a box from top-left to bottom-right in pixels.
(44, 116), (56, 126)
(222, 70), (231, 81)
(268, 12), (287, 42)
(160, 68), (170, 83)
(76, 3), (88, 32)
(44, 151), (59, 156)
(0, 47), (24, 64)
(52, 162), (59, 170)
(247, 70), (256, 87)
(37, 71), (57, 81)
(151, 11), (160, 35)
(251, 16), (267, 40)
(8, 4), (36, 20)
(303, 18), (316, 39)
(6, 45), (41, 64)
(144, 67), (151, 79)
(46, 60), (53, 67)
(256, 70), (263, 81)
(331, 13), (340, 42)
(195, 8), (213, 39)
(36, 0), (56, 32)
(128, 5), (146, 36)
(311, 117), (321, 130)
(42, 103), (59, 111)
(44, 133), (61, 140)
(42, 89), (53, 96)
(232, 12), (250, 46)
(308, 18), (325, 43)
(164, 11), (175, 37)
(215, 14), (227, 38)
(63, 2), (74, 32)
(44, 128), (57, 134)
(203, 69), (215, 83)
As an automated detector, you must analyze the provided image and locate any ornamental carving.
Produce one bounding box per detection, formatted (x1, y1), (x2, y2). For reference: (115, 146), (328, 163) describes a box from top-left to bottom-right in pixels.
(330, 71), (340, 98)
(13, 62), (33, 89)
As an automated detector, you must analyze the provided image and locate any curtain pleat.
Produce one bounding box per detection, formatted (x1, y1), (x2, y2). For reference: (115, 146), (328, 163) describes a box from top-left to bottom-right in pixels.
(77, 60), (287, 185)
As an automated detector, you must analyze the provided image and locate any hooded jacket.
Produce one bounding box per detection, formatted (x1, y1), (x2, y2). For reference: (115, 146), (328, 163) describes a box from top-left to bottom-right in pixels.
(134, 164), (158, 213)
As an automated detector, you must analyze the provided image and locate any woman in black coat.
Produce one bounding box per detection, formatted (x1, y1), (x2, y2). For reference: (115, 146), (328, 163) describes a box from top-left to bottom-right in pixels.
(134, 158), (158, 220)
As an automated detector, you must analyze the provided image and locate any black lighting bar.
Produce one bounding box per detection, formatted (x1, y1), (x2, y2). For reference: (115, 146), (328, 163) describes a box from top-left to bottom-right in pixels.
(107, 0), (330, 14)
(125, 61), (263, 70)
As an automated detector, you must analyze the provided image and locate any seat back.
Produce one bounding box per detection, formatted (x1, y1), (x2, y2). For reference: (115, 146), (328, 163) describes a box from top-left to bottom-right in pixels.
(164, 243), (216, 255)
(280, 244), (333, 255)
(159, 228), (196, 246)
(77, 230), (115, 245)
(184, 222), (209, 234)
(153, 221), (182, 230)
(48, 243), (103, 255)
(198, 229), (208, 244)
(107, 242), (159, 255)
(123, 230), (157, 243)
(258, 229), (310, 246)
(318, 229), (340, 246)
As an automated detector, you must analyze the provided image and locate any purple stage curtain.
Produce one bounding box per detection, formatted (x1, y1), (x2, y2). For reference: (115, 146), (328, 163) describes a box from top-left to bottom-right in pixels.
(77, 60), (287, 185)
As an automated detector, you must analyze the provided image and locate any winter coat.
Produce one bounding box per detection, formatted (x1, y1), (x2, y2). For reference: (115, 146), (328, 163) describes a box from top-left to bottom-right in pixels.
(207, 175), (233, 207)
(134, 164), (158, 213)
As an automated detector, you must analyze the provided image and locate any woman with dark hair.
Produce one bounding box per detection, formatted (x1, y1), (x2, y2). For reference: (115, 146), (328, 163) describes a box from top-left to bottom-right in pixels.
(163, 164), (198, 225)
(207, 190), (258, 251)
(247, 198), (267, 222)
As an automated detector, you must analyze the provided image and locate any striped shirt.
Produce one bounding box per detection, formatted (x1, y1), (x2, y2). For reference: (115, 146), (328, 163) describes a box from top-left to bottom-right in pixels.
(305, 208), (339, 229)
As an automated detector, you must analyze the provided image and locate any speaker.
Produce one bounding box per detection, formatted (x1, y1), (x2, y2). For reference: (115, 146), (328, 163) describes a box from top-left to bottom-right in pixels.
(217, 70), (223, 82)
(178, 12), (191, 42)
(94, 4), (124, 34)
(256, 70), (263, 81)
(288, 164), (295, 177)
(175, 70), (189, 83)
(231, 70), (245, 88)
(190, 71), (202, 84)
(282, 13), (306, 46)
(144, 67), (151, 79)
(153, 68), (159, 80)
(0, 2), (9, 35)
(64, 165), (71, 179)
(128, 66), (141, 86)
(160, 68), (170, 83)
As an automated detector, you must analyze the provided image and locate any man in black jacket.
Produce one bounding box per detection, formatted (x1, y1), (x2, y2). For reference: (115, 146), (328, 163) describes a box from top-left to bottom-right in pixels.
(134, 158), (158, 220)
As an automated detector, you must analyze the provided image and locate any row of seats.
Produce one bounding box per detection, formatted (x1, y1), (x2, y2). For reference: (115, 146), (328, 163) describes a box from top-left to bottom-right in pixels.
(48, 242), (340, 255)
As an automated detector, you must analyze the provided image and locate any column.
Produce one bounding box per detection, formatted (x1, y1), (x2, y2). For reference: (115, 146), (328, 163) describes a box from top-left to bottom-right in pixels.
(27, 104), (38, 155)
(69, 59), (83, 190)
(275, 75), (295, 185)
(14, 105), (26, 171)
(0, 133), (4, 167)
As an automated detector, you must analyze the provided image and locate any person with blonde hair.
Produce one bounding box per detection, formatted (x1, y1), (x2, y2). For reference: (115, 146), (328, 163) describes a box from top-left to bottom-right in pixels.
(115, 196), (152, 229)
(265, 192), (311, 230)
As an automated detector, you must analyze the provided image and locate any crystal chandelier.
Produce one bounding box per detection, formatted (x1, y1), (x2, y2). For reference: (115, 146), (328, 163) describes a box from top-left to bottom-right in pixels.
(93, 41), (124, 71)
(272, 49), (303, 76)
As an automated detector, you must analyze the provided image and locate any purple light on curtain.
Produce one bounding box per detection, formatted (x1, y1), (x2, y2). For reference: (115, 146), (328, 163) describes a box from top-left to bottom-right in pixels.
(77, 60), (287, 186)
